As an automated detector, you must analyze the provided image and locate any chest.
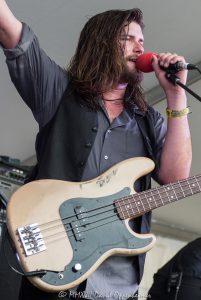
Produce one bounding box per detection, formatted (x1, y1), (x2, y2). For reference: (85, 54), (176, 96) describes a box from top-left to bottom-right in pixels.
(103, 102), (124, 123)
(81, 109), (149, 183)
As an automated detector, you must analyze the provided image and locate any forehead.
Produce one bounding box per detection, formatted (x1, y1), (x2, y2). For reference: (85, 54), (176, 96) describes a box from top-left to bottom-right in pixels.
(122, 21), (143, 37)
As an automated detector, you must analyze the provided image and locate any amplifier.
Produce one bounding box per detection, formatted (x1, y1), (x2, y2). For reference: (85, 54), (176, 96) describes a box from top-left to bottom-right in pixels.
(0, 155), (32, 206)
(0, 156), (33, 299)
(0, 154), (33, 248)
(0, 154), (33, 241)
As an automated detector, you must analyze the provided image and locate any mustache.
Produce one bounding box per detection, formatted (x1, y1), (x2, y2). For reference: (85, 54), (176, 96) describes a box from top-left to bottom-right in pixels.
(125, 56), (137, 62)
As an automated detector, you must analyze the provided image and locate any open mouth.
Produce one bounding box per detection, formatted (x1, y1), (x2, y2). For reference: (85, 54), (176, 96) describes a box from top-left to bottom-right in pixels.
(127, 58), (136, 67)
(127, 57), (136, 63)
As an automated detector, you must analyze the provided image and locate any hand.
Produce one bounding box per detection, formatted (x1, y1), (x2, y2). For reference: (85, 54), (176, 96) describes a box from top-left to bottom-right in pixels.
(152, 52), (188, 98)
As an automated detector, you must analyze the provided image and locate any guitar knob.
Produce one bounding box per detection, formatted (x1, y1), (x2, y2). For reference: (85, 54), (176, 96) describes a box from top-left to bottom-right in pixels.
(73, 263), (82, 272)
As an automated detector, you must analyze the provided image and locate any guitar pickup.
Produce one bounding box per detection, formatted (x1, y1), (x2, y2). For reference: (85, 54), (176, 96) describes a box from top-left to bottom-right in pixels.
(74, 206), (89, 226)
(17, 223), (46, 256)
(71, 220), (85, 242)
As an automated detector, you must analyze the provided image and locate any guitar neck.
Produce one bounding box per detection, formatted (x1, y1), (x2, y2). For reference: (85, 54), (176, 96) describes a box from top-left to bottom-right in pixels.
(115, 174), (201, 220)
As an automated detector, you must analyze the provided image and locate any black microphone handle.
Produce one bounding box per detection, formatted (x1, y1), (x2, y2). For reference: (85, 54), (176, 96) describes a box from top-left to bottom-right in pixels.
(161, 61), (197, 73)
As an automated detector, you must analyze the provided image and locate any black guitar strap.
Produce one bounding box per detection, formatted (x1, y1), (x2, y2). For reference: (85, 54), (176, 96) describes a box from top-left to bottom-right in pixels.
(135, 106), (158, 191)
(135, 108), (156, 159)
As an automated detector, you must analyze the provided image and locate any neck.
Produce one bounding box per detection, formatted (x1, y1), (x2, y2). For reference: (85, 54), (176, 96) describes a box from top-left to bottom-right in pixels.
(102, 83), (128, 103)
(116, 83), (128, 90)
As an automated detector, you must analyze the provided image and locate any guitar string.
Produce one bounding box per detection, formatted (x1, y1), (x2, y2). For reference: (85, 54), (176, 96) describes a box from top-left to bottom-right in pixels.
(25, 178), (201, 248)
(28, 215), (121, 253)
(40, 214), (120, 243)
(39, 175), (201, 229)
(28, 179), (201, 251)
(38, 178), (201, 234)
(25, 182), (201, 252)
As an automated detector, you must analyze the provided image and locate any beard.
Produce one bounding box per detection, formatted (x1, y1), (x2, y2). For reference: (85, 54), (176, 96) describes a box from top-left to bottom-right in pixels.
(119, 61), (143, 85)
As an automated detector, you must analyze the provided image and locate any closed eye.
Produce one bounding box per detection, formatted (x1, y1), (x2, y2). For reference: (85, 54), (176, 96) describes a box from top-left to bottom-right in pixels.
(120, 35), (144, 46)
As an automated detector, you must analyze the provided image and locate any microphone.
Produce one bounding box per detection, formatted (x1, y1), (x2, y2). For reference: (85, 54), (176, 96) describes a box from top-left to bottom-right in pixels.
(135, 52), (197, 73)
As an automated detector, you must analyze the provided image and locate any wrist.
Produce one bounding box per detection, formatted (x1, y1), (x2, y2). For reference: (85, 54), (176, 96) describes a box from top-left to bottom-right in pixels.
(166, 106), (191, 118)
(166, 93), (187, 110)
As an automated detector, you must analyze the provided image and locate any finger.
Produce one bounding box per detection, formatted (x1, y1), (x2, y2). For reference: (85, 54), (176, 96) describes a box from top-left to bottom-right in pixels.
(169, 55), (185, 64)
(157, 52), (172, 63)
(151, 54), (160, 71)
(158, 53), (176, 67)
(158, 53), (185, 68)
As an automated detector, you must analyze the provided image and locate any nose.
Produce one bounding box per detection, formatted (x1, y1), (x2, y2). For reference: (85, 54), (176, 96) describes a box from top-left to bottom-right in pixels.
(133, 41), (144, 55)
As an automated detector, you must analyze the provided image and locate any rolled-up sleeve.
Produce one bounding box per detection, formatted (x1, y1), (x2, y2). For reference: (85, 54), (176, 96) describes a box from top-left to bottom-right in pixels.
(2, 23), (68, 128)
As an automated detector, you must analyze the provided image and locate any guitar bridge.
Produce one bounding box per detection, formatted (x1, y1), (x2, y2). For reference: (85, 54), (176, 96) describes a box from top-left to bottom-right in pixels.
(17, 223), (46, 256)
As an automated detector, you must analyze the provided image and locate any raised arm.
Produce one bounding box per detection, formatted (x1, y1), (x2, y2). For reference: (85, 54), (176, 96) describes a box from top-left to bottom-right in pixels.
(0, 0), (22, 48)
(152, 53), (192, 184)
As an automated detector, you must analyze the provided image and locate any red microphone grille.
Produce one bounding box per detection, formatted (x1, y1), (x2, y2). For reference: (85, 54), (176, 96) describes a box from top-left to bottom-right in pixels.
(136, 52), (158, 73)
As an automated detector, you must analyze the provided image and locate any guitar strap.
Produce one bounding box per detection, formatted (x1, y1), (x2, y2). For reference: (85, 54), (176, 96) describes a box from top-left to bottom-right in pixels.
(135, 106), (158, 191)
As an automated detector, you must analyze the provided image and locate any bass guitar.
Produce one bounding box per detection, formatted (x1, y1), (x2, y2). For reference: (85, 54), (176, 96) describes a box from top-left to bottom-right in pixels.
(6, 157), (201, 292)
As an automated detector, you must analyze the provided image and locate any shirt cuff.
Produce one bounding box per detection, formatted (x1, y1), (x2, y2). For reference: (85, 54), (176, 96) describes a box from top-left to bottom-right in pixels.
(2, 22), (35, 60)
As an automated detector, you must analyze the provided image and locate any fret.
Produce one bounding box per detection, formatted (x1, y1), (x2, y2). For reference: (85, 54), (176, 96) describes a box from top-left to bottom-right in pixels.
(187, 180), (195, 196)
(187, 179), (194, 195)
(118, 200), (126, 219)
(156, 188), (164, 203)
(133, 194), (142, 215)
(170, 182), (178, 201)
(155, 184), (179, 206)
(144, 191), (152, 210)
(122, 197), (128, 218)
(139, 193), (146, 212)
(128, 197), (135, 217)
(191, 183), (197, 189)
(156, 187), (165, 206)
(163, 186), (171, 203)
(188, 177), (200, 194)
(142, 190), (155, 211)
(178, 181), (186, 198)
(195, 176), (201, 191)
(174, 182), (185, 201)
(166, 185), (175, 202)
(150, 189), (158, 208)
(191, 181), (198, 189)
(115, 174), (201, 220)
(181, 179), (192, 197)
(124, 196), (134, 218)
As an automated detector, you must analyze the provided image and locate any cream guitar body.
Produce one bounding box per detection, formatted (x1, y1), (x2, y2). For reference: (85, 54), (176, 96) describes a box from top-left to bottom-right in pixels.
(7, 157), (201, 292)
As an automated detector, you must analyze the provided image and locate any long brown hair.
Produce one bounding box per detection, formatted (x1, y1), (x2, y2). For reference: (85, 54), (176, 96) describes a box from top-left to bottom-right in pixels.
(68, 8), (147, 111)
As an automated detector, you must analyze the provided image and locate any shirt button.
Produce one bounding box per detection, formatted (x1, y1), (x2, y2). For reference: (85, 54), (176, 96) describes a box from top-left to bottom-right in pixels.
(107, 129), (111, 133)
(92, 126), (98, 132)
(104, 155), (109, 160)
(85, 142), (92, 148)
(79, 161), (85, 167)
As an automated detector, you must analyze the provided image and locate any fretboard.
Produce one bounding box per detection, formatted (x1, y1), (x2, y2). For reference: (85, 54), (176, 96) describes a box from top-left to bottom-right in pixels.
(115, 175), (201, 220)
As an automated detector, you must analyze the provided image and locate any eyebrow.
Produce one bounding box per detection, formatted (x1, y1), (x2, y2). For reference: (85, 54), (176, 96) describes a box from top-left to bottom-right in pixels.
(120, 34), (144, 43)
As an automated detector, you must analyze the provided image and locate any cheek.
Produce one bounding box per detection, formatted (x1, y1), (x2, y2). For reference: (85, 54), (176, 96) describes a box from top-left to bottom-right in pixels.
(122, 45), (129, 58)
(124, 43), (133, 56)
(120, 41), (129, 57)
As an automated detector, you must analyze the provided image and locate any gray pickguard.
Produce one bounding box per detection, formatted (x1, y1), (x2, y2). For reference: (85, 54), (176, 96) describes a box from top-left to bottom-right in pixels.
(41, 188), (153, 286)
